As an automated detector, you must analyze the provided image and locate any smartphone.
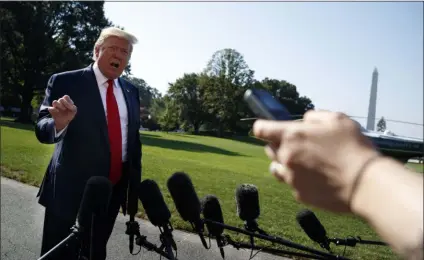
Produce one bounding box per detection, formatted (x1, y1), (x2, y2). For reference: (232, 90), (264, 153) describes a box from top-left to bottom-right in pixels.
(243, 89), (291, 120)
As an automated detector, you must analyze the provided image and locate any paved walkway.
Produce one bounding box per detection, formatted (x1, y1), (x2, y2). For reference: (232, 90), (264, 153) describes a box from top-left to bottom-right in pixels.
(1, 177), (288, 260)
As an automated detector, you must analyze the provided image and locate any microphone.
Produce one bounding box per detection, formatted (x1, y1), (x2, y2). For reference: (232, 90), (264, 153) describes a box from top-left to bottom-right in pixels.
(297, 209), (388, 250)
(296, 209), (331, 251)
(39, 176), (112, 260)
(77, 176), (113, 260)
(77, 176), (112, 228)
(235, 184), (267, 235)
(167, 172), (209, 249)
(139, 179), (177, 259)
(167, 175), (347, 260)
(201, 195), (225, 259)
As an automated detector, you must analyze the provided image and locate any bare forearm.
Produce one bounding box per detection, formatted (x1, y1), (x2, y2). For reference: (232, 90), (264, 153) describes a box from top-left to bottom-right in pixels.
(352, 156), (423, 259)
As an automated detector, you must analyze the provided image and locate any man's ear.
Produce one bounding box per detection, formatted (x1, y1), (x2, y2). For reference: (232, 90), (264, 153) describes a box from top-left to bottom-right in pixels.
(94, 46), (100, 59)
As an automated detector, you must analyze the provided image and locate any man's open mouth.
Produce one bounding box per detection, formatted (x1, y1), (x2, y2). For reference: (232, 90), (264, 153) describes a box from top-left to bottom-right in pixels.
(110, 62), (120, 68)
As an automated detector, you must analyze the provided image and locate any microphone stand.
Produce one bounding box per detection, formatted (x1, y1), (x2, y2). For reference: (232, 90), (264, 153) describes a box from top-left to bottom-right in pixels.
(128, 220), (178, 260)
(89, 215), (96, 260)
(244, 220), (268, 251)
(38, 225), (83, 260)
(126, 215), (136, 254)
(158, 223), (177, 260)
(203, 219), (350, 260)
(244, 220), (268, 236)
(329, 236), (388, 247)
(223, 235), (332, 260)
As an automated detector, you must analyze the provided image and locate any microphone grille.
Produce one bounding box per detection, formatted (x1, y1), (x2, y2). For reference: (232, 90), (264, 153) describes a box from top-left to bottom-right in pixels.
(139, 179), (171, 227)
(201, 195), (224, 237)
(167, 172), (201, 222)
(235, 184), (260, 221)
(296, 209), (328, 244)
(77, 176), (112, 228)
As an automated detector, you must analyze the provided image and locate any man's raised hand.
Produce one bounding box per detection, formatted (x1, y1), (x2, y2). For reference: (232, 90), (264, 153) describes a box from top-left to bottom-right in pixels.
(48, 95), (77, 132)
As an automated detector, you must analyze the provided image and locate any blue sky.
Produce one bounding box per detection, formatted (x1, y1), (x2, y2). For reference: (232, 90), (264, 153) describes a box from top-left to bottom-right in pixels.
(104, 2), (423, 138)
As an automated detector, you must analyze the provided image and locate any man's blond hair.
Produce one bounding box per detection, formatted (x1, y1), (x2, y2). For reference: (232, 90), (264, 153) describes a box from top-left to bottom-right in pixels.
(92, 27), (138, 61)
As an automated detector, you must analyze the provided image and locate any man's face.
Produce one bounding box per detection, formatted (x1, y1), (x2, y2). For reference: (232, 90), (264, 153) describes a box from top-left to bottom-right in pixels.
(95, 36), (131, 79)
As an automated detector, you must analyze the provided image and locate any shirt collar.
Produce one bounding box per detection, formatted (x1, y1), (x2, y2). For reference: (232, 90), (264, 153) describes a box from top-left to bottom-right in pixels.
(93, 62), (118, 87)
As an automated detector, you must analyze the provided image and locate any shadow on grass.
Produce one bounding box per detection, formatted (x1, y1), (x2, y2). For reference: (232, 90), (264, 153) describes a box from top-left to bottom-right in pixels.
(0, 119), (34, 132)
(167, 133), (194, 138)
(139, 132), (162, 137)
(0, 120), (250, 157)
(140, 133), (246, 156)
(226, 135), (267, 147)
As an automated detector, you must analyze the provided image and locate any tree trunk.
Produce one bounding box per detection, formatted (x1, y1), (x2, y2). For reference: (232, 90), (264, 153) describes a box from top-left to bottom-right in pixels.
(16, 85), (34, 124)
(193, 121), (200, 135)
(217, 122), (224, 138)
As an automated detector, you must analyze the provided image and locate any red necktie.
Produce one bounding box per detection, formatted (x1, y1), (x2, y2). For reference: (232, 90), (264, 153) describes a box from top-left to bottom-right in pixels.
(106, 79), (122, 184)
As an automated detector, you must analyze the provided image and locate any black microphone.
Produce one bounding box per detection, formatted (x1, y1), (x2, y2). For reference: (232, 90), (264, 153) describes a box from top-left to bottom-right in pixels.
(167, 172), (209, 249)
(201, 195), (225, 259)
(78, 176), (112, 260)
(139, 179), (176, 259)
(297, 209), (388, 250)
(296, 209), (331, 251)
(39, 176), (112, 260)
(77, 176), (112, 228)
(235, 184), (267, 235)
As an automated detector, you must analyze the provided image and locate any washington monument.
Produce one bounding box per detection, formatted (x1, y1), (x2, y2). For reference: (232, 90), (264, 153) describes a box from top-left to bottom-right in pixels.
(366, 67), (379, 131)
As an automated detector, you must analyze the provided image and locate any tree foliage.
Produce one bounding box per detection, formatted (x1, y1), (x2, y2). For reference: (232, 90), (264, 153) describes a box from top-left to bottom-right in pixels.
(168, 73), (206, 134)
(0, 1), (125, 122)
(377, 117), (387, 132)
(2, 6), (315, 137)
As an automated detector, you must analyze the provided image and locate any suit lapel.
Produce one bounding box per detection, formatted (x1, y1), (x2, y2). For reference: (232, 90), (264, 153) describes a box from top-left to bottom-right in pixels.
(81, 65), (110, 150)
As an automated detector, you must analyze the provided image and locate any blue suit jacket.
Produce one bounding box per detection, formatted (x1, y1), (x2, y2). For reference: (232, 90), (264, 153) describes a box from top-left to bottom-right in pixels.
(35, 64), (142, 220)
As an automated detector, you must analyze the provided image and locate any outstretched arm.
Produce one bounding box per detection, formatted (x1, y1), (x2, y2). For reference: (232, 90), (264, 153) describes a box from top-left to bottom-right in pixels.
(351, 157), (423, 260)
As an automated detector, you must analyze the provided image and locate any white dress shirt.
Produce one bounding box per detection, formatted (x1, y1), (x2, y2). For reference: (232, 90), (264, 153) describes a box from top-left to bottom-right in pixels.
(54, 62), (129, 162)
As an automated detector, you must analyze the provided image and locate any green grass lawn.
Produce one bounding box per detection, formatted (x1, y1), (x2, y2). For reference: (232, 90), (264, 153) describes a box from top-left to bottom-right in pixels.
(2, 118), (420, 259)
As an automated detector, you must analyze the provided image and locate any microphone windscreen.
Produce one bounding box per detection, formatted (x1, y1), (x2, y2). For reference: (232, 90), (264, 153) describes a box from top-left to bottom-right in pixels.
(235, 184), (260, 221)
(296, 209), (328, 244)
(138, 179), (171, 227)
(201, 195), (224, 237)
(167, 172), (201, 222)
(77, 176), (112, 228)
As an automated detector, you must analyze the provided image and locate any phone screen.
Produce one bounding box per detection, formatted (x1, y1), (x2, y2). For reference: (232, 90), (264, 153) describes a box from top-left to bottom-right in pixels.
(254, 89), (291, 120)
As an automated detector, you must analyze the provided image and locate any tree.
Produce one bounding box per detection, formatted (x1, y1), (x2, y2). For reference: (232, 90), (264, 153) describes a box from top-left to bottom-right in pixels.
(168, 73), (207, 134)
(204, 48), (254, 86)
(0, 2), (120, 123)
(123, 76), (161, 108)
(377, 117), (387, 132)
(157, 95), (180, 131)
(260, 78), (314, 118)
(141, 97), (166, 130)
(202, 49), (255, 136)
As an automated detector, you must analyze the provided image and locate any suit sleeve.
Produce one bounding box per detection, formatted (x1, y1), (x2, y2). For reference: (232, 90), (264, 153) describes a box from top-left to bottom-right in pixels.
(35, 74), (67, 144)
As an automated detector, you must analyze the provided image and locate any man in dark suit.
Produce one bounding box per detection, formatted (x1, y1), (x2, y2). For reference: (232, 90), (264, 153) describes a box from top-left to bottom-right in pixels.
(35, 27), (142, 260)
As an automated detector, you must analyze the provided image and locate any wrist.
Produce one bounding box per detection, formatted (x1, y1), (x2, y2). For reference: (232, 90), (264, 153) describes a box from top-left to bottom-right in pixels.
(349, 154), (386, 218)
(54, 121), (68, 132)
